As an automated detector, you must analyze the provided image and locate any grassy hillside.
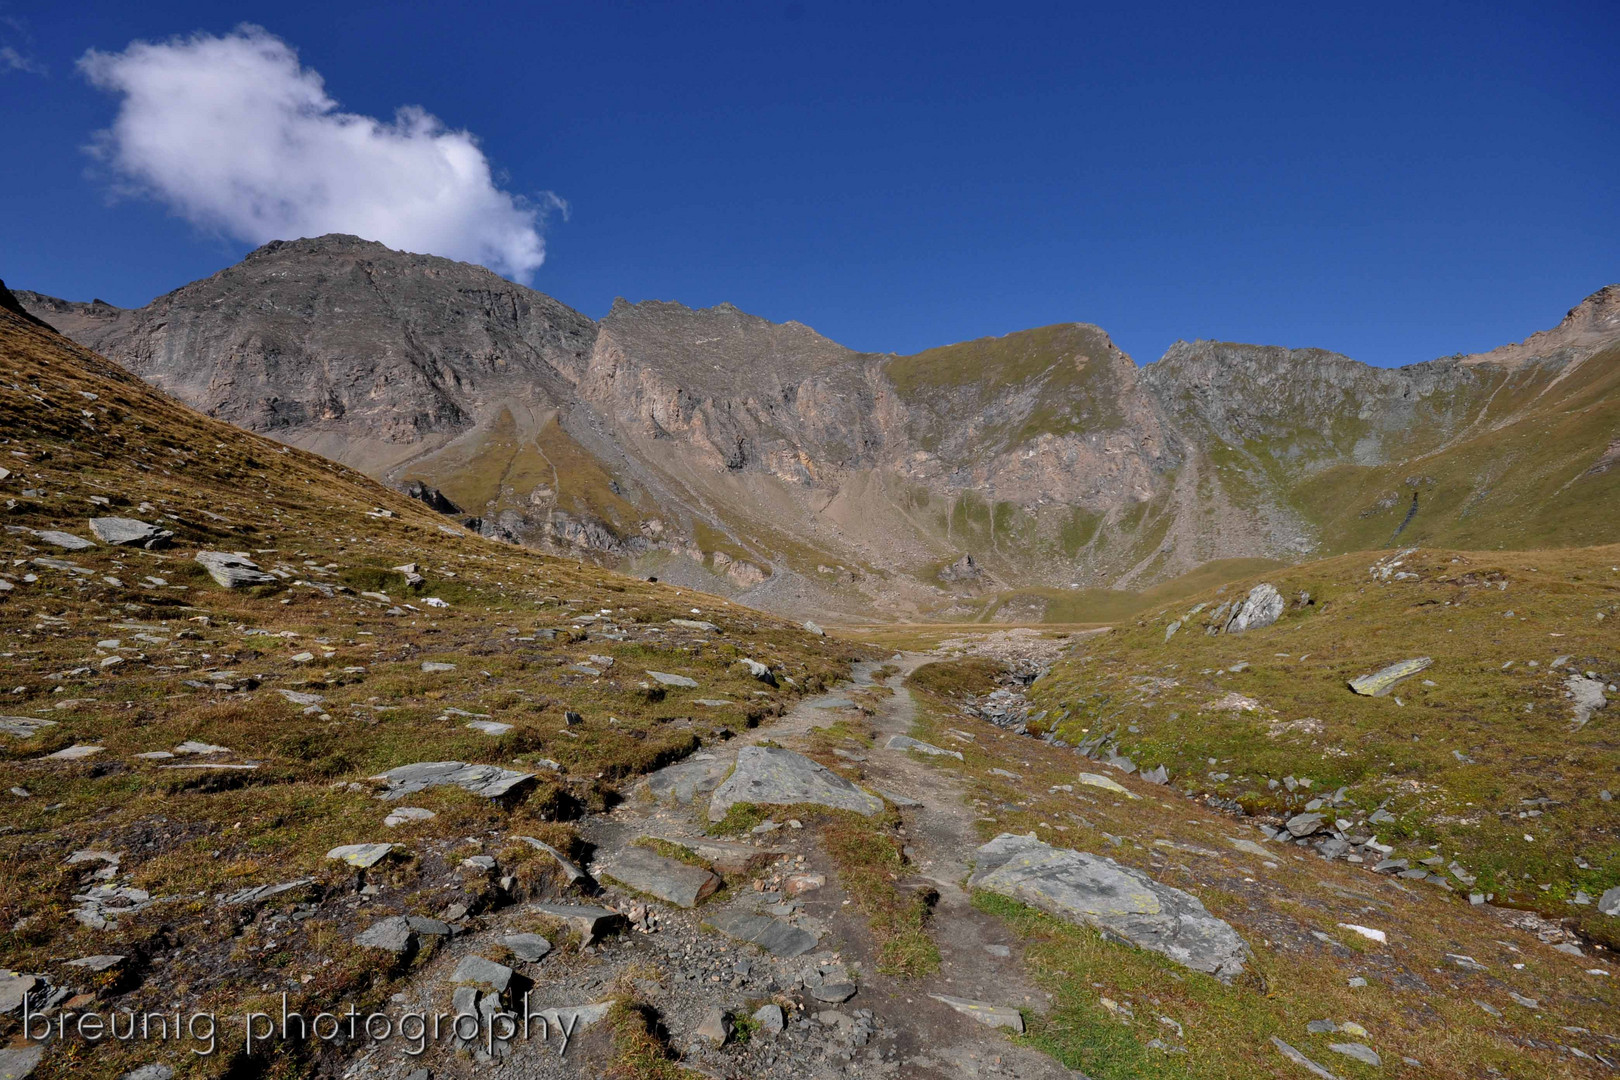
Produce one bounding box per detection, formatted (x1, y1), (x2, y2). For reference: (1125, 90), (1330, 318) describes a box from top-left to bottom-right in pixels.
(0, 306), (863, 1077)
(1028, 545), (1620, 938)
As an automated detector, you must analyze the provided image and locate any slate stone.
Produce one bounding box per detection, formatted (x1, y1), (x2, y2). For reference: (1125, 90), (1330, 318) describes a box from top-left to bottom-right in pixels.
(704, 910), (819, 957)
(450, 954), (514, 992)
(1271, 1036), (1341, 1079)
(35, 530), (96, 551)
(739, 658), (777, 686)
(0, 716), (57, 738)
(372, 761), (536, 803)
(646, 670), (699, 688)
(1597, 886), (1620, 917)
(929, 994), (1025, 1032)
(886, 735), (963, 760)
(1328, 1043), (1381, 1066)
(599, 847), (720, 908)
(222, 878), (314, 905)
(420, 661), (456, 673)
(709, 745), (884, 821)
(810, 982), (857, 1003)
(0, 1045), (46, 1080)
(66, 954), (126, 971)
(1348, 657), (1432, 696)
(1078, 772), (1140, 799)
(118, 1066), (174, 1080)
(326, 843), (396, 868)
(44, 744), (102, 760)
(194, 551), (276, 588)
(384, 807), (436, 827)
(529, 903), (624, 947)
(88, 517), (173, 548)
(511, 834), (590, 884)
(275, 689), (325, 706)
(969, 833), (1250, 979)
(1141, 764), (1170, 784)
(752, 1002), (785, 1035)
(669, 618), (719, 632)
(696, 1006), (731, 1045)
(1567, 674), (1608, 728)
(406, 916), (453, 937)
(0, 973), (37, 1013)
(501, 933), (552, 962)
(1224, 583), (1285, 634)
(646, 834), (783, 875)
(1285, 812), (1326, 837)
(354, 916), (414, 953)
(466, 719), (513, 735)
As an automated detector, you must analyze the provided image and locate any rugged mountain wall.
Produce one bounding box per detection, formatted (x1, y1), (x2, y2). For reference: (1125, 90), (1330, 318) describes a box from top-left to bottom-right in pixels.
(18, 237), (1620, 619)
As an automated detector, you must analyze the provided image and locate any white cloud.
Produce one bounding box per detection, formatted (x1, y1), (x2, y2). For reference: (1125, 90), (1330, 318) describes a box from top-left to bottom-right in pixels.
(1, 45), (45, 74)
(79, 26), (553, 280)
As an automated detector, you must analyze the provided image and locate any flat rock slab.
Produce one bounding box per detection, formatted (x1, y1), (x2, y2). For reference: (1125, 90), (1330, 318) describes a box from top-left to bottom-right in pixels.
(450, 954), (514, 992)
(0, 716), (56, 738)
(646, 834), (785, 874)
(194, 551), (276, 588)
(969, 833), (1250, 980)
(420, 661), (456, 673)
(385, 807), (436, 828)
(66, 955), (125, 972)
(1271, 1036), (1342, 1079)
(466, 720), (513, 736)
(530, 903), (625, 947)
(1348, 657), (1431, 696)
(35, 530), (96, 551)
(501, 933), (552, 963)
(709, 746), (884, 821)
(44, 744), (103, 761)
(354, 916), (415, 953)
(646, 670), (699, 688)
(929, 994), (1025, 1032)
(326, 843), (396, 868)
(372, 761), (535, 803)
(886, 735), (963, 760)
(598, 847), (720, 908)
(222, 878), (314, 905)
(1078, 772), (1140, 799)
(0, 1044), (46, 1080)
(642, 754), (733, 806)
(89, 517), (172, 548)
(704, 910), (819, 957)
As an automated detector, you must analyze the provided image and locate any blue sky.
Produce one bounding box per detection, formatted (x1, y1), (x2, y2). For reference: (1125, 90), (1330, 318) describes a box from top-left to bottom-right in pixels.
(1, 1), (1615, 366)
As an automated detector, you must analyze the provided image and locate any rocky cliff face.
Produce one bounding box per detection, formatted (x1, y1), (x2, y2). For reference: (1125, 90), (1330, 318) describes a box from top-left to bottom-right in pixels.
(20, 237), (1620, 619)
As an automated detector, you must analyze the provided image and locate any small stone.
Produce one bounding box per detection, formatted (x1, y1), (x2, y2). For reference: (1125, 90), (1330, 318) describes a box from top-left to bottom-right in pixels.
(645, 670), (698, 688)
(1271, 1036), (1340, 1079)
(89, 517), (173, 548)
(752, 1002), (785, 1035)
(1348, 657), (1432, 697)
(811, 982), (857, 1003)
(420, 661), (456, 673)
(501, 933), (552, 963)
(886, 734), (963, 760)
(44, 743), (103, 760)
(1285, 812), (1326, 838)
(194, 551), (276, 588)
(695, 1006), (731, 1046)
(1336, 923), (1386, 944)
(1077, 772), (1140, 799)
(325, 843), (396, 868)
(354, 916), (415, 953)
(1328, 1042), (1381, 1066)
(384, 807), (436, 827)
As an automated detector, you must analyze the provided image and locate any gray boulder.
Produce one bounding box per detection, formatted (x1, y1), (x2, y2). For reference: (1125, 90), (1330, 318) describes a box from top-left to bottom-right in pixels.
(0, 1045), (45, 1080)
(194, 551), (276, 588)
(500, 933), (552, 962)
(354, 916), (414, 953)
(0, 716), (57, 738)
(1598, 886), (1620, 917)
(1224, 583), (1284, 634)
(88, 517), (173, 548)
(752, 1002), (786, 1034)
(371, 761), (536, 804)
(1348, 657), (1432, 696)
(709, 746), (884, 821)
(597, 847), (720, 908)
(968, 833), (1250, 979)
(450, 954), (514, 993)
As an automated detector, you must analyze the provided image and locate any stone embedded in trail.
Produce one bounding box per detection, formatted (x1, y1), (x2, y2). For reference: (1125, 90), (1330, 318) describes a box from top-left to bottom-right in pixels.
(500, 933), (552, 962)
(646, 670), (699, 688)
(530, 903), (625, 947)
(354, 916), (414, 953)
(194, 551), (276, 588)
(886, 734), (963, 760)
(88, 517), (173, 548)
(1224, 583), (1284, 634)
(928, 994), (1026, 1032)
(326, 843), (395, 868)
(598, 847), (720, 908)
(450, 954), (514, 993)
(0, 716), (56, 738)
(968, 833), (1250, 979)
(709, 746), (885, 821)
(1348, 657), (1432, 696)
(1078, 772), (1140, 799)
(705, 910), (819, 957)
(372, 761), (536, 803)
(1567, 674), (1608, 727)
(646, 834), (783, 875)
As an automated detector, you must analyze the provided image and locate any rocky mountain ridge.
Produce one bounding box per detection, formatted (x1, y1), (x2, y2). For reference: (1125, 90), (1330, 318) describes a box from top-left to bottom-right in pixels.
(19, 236), (1620, 620)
